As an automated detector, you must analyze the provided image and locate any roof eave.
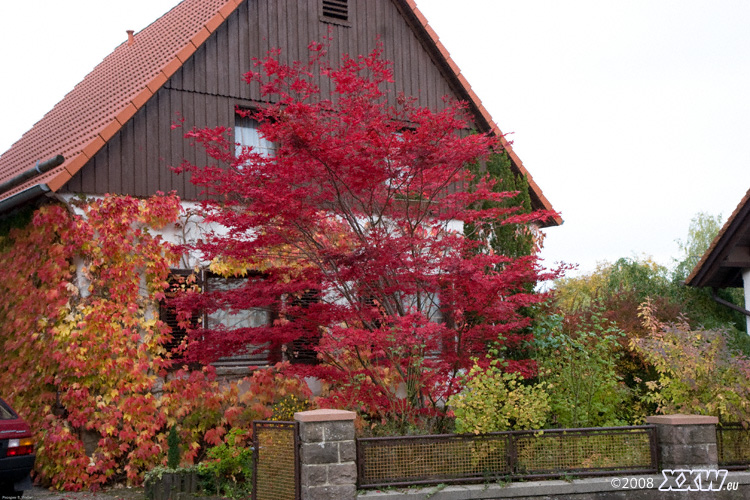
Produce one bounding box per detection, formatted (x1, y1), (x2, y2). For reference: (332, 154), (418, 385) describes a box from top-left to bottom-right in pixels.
(0, 0), (560, 229)
(687, 187), (750, 288)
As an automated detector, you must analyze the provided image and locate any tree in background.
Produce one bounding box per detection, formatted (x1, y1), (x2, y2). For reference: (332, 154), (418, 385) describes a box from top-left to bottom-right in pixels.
(542, 211), (750, 425)
(175, 43), (559, 430)
(674, 212), (746, 337)
(554, 213), (744, 338)
(673, 211), (724, 282)
(532, 308), (631, 428)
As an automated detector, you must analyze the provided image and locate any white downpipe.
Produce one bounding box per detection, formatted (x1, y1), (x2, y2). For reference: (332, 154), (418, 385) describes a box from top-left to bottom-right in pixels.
(742, 269), (750, 335)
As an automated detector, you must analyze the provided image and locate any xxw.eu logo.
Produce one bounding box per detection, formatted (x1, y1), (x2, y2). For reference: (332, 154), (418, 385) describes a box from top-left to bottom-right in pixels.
(658, 469), (731, 491)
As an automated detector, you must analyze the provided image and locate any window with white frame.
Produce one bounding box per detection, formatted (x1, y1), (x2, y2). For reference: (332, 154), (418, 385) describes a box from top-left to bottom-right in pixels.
(235, 114), (275, 158)
(205, 274), (272, 331)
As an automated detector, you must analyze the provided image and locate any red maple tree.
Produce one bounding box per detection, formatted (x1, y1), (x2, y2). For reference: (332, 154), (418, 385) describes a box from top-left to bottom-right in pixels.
(174, 42), (558, 425)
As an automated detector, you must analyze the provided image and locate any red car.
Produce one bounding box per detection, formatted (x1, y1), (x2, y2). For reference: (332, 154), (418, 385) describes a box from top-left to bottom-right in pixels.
(0, 399), (34, 498)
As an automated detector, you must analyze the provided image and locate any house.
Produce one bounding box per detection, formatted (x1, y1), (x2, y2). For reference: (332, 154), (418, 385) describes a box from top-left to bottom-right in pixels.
(686, 188), (750, 333)
(0, 0), (559, 371)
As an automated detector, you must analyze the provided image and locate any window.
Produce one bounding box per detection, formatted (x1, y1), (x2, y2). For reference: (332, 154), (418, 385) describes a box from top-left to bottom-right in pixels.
(235, 115), (275, 158)
(357, 291), (442, 329)
(205, 273), (280, 369)
(418, 292), (443, 324)
(384, 131), (405, 190)
(384, 131), (424, 202)
(0, 400), (16, 420)
(404, 291), (445, 358)
(158, 270), (280, 369)
(359, 294), (385, 330)
(205, 274), (271, 331)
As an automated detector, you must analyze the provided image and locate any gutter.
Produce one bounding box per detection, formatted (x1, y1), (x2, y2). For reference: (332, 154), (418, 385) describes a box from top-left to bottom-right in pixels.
(0, 155), (64, 197)
(0, 184), (52, 214)
(0, 155), (65, 215)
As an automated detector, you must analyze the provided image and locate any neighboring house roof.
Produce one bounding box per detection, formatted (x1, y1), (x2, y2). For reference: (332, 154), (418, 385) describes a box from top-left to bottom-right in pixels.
(0, 0), (560, 225)
(687, 187), (750, 288)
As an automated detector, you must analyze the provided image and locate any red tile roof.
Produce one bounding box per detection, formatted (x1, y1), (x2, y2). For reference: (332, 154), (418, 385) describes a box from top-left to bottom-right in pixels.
(0, 0), (559, 224)
(0, 0), (242, 201)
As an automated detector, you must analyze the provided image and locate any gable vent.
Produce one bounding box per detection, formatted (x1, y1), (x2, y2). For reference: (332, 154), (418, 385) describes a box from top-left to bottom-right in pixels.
(322, 0), (348, 22)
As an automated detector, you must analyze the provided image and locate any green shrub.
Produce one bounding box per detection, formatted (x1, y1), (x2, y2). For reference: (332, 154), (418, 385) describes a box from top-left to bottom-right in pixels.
(534, 309), (632, 427)
(198, 428), (254, 498)
(167, 425), (181, 470)
(449, 360), (549, 434)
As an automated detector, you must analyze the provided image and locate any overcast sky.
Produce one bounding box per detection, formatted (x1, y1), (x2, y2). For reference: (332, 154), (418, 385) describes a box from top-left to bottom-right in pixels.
(2, 1), (750, 278)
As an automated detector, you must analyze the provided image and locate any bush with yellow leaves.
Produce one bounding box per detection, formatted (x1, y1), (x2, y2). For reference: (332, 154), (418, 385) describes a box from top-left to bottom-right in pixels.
(449, 359), (550, 434)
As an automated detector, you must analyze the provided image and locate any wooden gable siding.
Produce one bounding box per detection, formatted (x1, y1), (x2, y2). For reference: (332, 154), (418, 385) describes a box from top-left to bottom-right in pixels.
(62, 0), (465, 199)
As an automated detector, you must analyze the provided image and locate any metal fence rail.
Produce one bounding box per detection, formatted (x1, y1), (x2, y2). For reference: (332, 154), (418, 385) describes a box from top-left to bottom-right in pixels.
(357, 425), (658, 488)
(252, 421), (300, 500)
(718, 423), (750, 470)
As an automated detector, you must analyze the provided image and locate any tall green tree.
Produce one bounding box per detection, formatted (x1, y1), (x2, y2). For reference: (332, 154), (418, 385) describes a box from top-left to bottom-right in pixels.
(673, 212), (724, 282)
(466, 152), (534, 259)
(464, 152), (539, 368)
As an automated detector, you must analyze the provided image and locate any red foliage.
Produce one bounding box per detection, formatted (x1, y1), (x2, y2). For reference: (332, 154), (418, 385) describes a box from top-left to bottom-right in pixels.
(176, 42), (560, 423)
(0, 195), (230, 489)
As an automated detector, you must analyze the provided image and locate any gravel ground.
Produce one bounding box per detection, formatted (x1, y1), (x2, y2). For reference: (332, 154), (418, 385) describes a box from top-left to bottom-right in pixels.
(23, 486), (145, 500)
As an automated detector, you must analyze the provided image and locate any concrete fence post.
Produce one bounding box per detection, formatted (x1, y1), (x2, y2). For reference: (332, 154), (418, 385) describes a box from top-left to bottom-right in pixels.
(294, 409), (357, 500)
(646, 414), (719, 469)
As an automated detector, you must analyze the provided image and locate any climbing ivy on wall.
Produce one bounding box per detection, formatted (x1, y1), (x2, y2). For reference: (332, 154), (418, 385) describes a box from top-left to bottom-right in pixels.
(0, 193), (225, 490)
(466, 151), (535, 258)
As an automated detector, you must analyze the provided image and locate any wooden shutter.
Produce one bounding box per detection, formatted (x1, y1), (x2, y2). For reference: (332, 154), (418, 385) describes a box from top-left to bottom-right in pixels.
(159, 270), (201, 357)
(288, 289), (322, 365)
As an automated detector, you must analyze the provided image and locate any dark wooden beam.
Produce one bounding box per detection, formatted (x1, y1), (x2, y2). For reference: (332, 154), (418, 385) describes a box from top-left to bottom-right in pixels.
(721, 261), (750, 268)
(719, 246), (750, 268)
(712, 289), (750, 317)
